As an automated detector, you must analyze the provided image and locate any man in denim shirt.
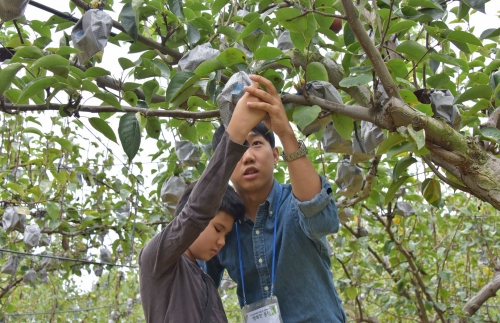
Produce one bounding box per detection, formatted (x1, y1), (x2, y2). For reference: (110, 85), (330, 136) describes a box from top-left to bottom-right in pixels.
(207, 75), (347, 322)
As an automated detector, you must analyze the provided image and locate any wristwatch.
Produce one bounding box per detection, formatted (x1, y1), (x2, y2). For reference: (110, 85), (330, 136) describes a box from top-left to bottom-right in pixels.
(281, 140), (308, 162)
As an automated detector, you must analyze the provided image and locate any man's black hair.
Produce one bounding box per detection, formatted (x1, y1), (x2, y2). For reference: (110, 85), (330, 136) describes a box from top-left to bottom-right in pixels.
(212, 122), (275, 152)
(174, 181), (245, 222)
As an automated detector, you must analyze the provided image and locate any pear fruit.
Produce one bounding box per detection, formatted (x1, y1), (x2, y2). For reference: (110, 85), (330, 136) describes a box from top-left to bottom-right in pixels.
(306, 61), (329, 82)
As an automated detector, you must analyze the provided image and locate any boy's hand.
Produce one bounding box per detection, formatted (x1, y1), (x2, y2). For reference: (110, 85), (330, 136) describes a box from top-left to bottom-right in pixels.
(226, 81), (267, 145)
(244, 75), (294, 140)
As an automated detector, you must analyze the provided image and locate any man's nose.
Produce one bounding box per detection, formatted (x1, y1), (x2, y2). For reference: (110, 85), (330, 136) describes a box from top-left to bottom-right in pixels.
(241, 149), (255, 165)
(217, 236), (225, 248)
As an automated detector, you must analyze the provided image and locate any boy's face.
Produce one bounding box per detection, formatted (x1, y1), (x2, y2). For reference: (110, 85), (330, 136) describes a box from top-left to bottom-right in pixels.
(185, 211), (234, 262)
(230, 132), (279, 195)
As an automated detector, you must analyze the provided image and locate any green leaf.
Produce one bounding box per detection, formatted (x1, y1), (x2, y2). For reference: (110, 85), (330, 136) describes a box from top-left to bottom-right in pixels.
(387, 142), (415, 159)
(10, 46), (44, 63)
(179, 121), (198, 142)
(17, 76), (58, 103)
(480, 127), (500, 144)
(124, 91), (138, 106)
(212, 0), (230, 16)
(5, 183), (25, 197)
(23, 127), (44, 137)
(196, 122), (212, 136)
(55, 46), (81, 56)
(53, 137), (73, 151)
(339, 74), (372, 87)
(400, 90), (418, 104)
(387, 20), (417, 35)
(123, 82), (142, 91)
(89, 117), (118, 143)
(145, 116), (161, 139)
(237, 18), (263, 41)
(293, 105), (322, 131)
(386, 59), (409, 79)
(118, 113), (141, 161)
(393, 156), (417, 182)
(331, 114), (354, 140)
(165, 72), (200, 103)
(187, 23), (201, 46)
(485, 60), (500, 75)
(396, 40), (428, 61)
(119, 0), (144, 41)
(422, 178), (441, 207)
(453, 85), (492, 104)
(143, 79), (159, 106)
(85, 67), (111, 78)
(94, 92), (122, 109)
(168, 0), (184, 18)
(480, 28), (500, 40)
(0, 63), (24, 96)
(217, 26), (239, 40)
(194, 58), (225, 76)
(446, 30), (482, 46)
(408, 125), (426, 150)
(32, 54), (70, 70)
(118, 57), (136, 70)
(254, 47), (284, 60)
(188, 96), (211, 110)
(462, 0), (485, 13)
(217, 48), (247, 67)
(427, 74), (450, 88)
(346, 286), (357, 300)
(385, 176), (410, 205)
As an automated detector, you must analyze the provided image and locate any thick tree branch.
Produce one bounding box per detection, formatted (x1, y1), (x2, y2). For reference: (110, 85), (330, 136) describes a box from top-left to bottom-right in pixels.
(340, 0), (402, 101)
(70, 0), (183, 63)
(481, 108), (500, 130)
(3, 104), (220, 119)
(460, 270), (500, 320)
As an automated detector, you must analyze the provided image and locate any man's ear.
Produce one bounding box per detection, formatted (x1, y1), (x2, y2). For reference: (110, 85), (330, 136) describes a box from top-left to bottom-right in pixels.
(272, 147), (279, 165)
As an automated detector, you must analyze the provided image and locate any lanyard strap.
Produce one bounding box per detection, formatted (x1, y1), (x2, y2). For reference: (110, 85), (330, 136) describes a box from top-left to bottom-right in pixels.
(236, 186), (282, 305)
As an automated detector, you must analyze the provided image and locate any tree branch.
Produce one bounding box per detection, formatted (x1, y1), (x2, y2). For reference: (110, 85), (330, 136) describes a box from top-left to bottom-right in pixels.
(421, 155), (471, 193)
(3, 104), (220, 119)
(340, 0), (402, 101)
(460, 271), (500, 320)
(481, 108), (500, 130)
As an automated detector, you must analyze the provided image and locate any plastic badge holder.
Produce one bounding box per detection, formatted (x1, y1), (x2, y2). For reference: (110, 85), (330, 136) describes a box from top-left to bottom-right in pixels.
(241, 296), (283, 323)
(394, 201), (416, 217)
(178, 43), (220, 72)
(23, 224), (41, 250)
(300, 81), (343, 136)
(71, 9), (113, 62)
(335, 159), (365, 198)
(322, 122), (353, 155)
(175, 141), (201, 166)
(0, 0), (29, 22)
(217, 71), (252, 127)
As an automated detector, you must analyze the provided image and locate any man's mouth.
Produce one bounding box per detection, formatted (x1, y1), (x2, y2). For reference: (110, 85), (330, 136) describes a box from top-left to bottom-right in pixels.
(243, 167), (258, 176)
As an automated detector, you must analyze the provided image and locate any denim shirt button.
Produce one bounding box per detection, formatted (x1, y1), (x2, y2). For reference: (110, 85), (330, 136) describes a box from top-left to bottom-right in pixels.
(255, 230), (260, 235)
(258, 258), (263, 264)
(264, 286), (269, 291)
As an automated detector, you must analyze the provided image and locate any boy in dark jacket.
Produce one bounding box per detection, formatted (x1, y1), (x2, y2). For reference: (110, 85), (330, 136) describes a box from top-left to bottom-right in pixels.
(138, 81), (266, 323)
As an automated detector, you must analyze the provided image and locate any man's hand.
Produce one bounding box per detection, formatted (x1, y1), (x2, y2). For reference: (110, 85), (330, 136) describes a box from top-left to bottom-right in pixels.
(244, 75), (294, 140)
(226, 81), (267, 145)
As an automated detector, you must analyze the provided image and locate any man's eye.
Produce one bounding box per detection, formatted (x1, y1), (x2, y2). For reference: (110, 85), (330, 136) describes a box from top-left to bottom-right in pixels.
(215, 227), (221, 233)
(252, 141), (262, 146)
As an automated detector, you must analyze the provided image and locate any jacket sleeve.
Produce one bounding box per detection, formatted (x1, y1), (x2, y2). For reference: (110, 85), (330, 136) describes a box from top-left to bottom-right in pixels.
(293, 175), (339, 241)
(139, 133), (247, 277)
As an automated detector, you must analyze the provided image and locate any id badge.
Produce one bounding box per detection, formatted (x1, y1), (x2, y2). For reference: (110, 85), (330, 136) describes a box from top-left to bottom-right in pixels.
(241, 296), (283, 323)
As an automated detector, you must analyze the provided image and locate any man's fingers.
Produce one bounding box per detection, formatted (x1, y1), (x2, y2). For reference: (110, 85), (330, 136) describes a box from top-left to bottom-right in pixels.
(249, 74), (278, 96)
(244, 86), (275, 104)
(247, 101), (273, 113)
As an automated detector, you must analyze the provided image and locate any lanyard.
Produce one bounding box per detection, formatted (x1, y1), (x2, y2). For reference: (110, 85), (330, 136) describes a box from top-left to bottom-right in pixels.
(236, 186), (282, 305)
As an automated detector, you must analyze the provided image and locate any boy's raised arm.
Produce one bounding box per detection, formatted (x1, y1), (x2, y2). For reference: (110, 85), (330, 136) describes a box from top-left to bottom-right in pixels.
(139, 85), (266, 277)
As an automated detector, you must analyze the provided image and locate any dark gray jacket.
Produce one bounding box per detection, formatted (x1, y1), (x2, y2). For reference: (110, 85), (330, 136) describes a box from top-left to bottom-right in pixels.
(139, 132), (247, 323)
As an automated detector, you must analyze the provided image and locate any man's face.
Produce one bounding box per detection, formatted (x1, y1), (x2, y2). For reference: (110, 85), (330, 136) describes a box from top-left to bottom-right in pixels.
(185, 211), (234, 262)
(230, 132), (279, 195)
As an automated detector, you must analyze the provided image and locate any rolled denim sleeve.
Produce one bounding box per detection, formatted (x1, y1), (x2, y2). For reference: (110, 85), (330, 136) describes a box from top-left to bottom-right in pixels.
(293, 175), (339, 241)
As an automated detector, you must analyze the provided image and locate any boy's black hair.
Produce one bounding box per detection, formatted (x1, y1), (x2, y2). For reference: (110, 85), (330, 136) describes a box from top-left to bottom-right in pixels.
(175, 181), (245, 222)
(212, 122), (275, 152)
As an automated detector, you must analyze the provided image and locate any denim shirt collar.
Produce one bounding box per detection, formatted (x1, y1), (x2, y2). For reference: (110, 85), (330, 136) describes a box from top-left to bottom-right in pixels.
(242, 179), (280, 222)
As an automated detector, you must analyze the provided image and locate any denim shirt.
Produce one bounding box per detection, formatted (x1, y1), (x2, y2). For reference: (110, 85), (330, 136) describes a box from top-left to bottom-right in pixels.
(206, 177), (347, 323)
